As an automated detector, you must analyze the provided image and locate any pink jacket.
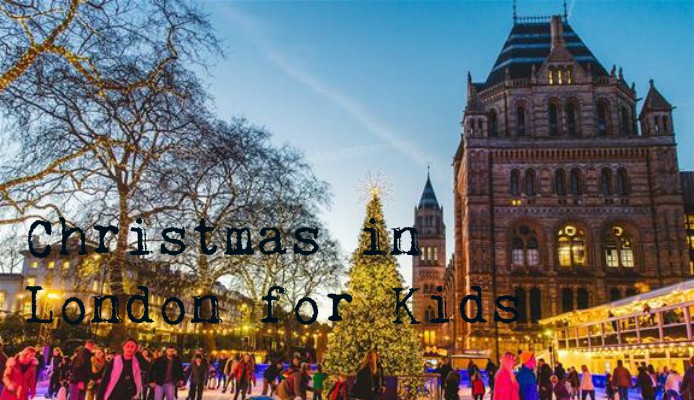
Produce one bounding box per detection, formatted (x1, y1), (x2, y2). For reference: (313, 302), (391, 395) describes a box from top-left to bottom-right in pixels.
(493, 368), (520, 400)
(0, 356), (37, 400)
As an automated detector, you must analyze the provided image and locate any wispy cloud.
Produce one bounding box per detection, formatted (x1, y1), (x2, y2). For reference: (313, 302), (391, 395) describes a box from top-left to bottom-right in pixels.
(218, 4), (431, 166)
(309, 144), (387, 165)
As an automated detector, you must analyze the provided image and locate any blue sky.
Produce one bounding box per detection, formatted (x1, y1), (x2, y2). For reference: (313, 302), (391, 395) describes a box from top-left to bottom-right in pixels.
(201, 0), (694, 286)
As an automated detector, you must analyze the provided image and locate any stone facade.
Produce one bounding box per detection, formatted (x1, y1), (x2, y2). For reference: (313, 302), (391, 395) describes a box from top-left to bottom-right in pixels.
(412, 175), (453, 352)
(453, 15), (691, 358)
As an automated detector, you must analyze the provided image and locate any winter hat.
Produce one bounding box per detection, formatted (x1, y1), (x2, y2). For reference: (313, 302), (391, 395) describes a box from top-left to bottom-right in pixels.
(519, 351), (534, 366)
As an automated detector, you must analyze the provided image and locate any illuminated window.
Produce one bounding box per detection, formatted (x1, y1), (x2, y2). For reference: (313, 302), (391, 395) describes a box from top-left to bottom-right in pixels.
(23, 301), (32, 315)
(685, 214), (694, 229)
(527, 238), (539, 266)
(30, 261), (39, 269)
(566, 67), (572, 84)
(424, 330), (436, 345)
(558, 69), (563, 85)
(25, 277), (36, 287)
(0, 291), (5, 310)
(558, 225), (586, 267)
(548, 69), (554, 85)
(420, 247), (426, 261)
(512, 238), (524, 265)
(433, 247), (438, 261)
(604, 226), (635, 268)
(47, 261), (55, 270)
(62, 260), (71, 270)
(687, 235), (694, 250)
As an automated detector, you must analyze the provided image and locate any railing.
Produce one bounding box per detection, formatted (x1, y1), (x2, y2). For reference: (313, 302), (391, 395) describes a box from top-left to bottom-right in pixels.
(554, 300), (694, 350)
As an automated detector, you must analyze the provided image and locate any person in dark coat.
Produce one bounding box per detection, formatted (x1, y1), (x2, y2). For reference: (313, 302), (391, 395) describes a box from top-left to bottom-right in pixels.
(262, 360), (282, 396)
(47, 347), (64, 398)
(538, 359), (553, 400)
(444, 370), (461, 400)
(437, 360), (453, 397)
(351, 351), (381, 400)
(552, 375), (571, 400)
(486, 359), (498, 400)
(682, 356), (694, 400)
(148, 346), (184, 400)
(634, 365), (656, 400)
(187, 355), (207, 400)
(555, 363), (566, 381)
(70, 340), (95, 400)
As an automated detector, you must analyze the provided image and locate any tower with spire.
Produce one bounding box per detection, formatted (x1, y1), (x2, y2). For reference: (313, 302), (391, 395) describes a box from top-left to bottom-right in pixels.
(412, 171), (449, 351)
(453, 11), (689, 359)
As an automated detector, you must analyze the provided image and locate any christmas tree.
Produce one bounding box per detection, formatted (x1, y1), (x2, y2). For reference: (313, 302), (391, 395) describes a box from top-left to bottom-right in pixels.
(323, 188), (423, 376)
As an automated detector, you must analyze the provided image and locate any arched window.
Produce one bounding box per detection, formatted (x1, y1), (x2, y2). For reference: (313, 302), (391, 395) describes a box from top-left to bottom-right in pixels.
(561, 288), (574, 313)
(555, 169), (566, 196)
(425, 306), (435, 322)
(654, 116), (660, 132)
(610, 288), (621, 302)
(566, 101), (577, 136)
(516, 287), (528, 323)
(597, 101), (609, 136)
(525, 169), (536, 196)
(577, 288), (589, 309)
(566, 67), (573, 84)
(569, 168), (582, 195)
(620, 106), (631, 136)
(510, 225), (541, 267)
(510, 169), (520, 196)
(616, 168), (629, 195)
(662, 116), (669, 133)
(548, 68), (554, 85)
(558, 225), (586, 267)
(549, 103), (559, 136)
(517, 105), (526, 136)
(488, 110), (498, 137)
(527, 237), (539, 266)
(512, 238), (525, 266)
(600, 168), (613, 195)
(530, 288), (542, 323)
(605, 226), (635, 268)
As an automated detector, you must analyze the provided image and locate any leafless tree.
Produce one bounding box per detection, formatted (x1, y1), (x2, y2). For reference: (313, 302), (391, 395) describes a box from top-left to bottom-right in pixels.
(0, 227), (24, 273)
(0, 0), (219, 345)
(0, 0), (215, 93)
(153, 118), (345, 349)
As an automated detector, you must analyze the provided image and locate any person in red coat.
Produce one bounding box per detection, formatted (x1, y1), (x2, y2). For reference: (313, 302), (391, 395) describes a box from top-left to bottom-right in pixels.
(0, 347), (38, 400)
(232, 354), (255, 400)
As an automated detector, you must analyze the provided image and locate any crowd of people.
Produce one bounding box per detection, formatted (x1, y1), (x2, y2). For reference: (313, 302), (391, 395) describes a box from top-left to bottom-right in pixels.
(0, 342), (693, 400)
(0, 339), (333, 400)
(468, 351), (694, 400)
